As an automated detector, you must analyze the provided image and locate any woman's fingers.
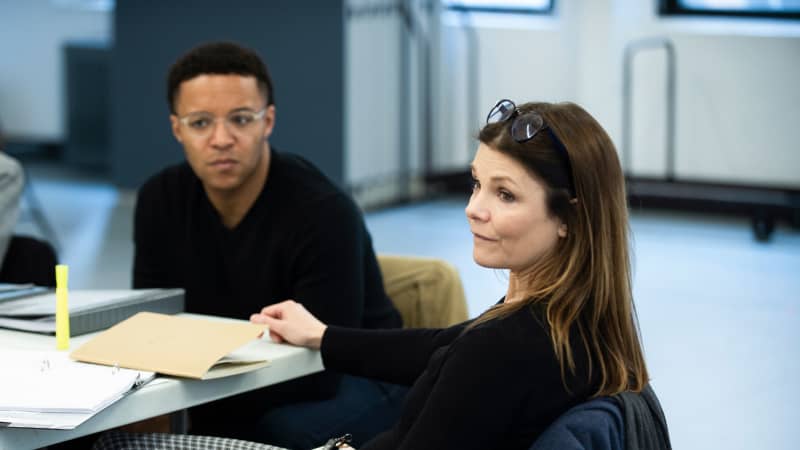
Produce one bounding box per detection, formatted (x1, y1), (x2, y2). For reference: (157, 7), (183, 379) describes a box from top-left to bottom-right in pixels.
(260, 299), (296, 317)
(250, 299), (326, 349)
(250, 313), (268, 324)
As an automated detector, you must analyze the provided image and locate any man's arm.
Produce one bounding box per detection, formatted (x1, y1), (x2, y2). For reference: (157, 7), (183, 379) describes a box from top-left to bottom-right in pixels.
(0, 153), (24, 265)
(285, 193), (370, 327)
(132, 181), (175, 288)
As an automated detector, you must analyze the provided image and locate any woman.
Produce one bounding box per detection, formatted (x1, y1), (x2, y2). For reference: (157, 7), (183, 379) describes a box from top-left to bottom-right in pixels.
(94, 100), (649, 450)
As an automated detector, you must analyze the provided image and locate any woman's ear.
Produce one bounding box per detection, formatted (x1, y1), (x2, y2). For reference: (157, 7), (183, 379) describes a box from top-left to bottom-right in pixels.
(558, 223), (568, 238)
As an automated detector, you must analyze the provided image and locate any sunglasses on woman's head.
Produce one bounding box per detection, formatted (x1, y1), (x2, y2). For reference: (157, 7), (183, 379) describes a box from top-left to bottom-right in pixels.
(486, 99), (577, 199)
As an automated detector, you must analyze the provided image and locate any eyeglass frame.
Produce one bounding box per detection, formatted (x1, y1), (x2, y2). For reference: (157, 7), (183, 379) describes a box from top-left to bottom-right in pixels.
(176, 107), (269, 137)
(486, 99), (577, 199)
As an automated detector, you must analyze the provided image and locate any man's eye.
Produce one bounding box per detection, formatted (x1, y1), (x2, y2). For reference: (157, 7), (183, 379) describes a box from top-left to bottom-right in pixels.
(230, 114), (254, 126)
(188, 118), (211, 129)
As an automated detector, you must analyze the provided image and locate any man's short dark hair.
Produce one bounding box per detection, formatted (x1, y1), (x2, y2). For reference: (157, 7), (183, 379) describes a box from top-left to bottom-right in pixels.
(167, 41), (274, 114)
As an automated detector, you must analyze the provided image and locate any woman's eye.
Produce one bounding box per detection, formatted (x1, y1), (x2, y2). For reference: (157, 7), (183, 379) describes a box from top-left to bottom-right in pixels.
(499, 190), (515, 202)
(471, 178), (480, 191)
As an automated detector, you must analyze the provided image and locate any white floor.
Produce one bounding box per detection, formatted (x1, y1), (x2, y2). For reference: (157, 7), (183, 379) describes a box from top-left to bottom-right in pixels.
(15, 167), (800, 450)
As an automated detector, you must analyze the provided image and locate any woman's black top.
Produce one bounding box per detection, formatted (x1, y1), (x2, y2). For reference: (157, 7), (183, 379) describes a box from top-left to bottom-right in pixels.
(321, 302), (600, 450)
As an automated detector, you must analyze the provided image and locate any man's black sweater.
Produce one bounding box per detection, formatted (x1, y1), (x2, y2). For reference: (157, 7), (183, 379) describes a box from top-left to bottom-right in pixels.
(133, 149), (401, 408)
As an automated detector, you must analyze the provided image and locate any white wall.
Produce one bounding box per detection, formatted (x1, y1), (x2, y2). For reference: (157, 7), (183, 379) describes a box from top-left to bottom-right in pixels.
(434, 0), (800, 188)
(345, 3), (405, 186)
(435, 8), (580, 171)
(345, 0), (431, 202)
(0, 0), (110, 141)
(3, 0), (798, 188)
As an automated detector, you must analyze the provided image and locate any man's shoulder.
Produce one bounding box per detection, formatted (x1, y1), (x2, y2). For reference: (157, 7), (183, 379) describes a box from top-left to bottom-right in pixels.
(135, 162), (199, 218)
(0, 153), (23, 190)
(270, 150), (356, 212)
(0, 152), (21, 172)
(138, 162), (196, 200)
(272, 150), (335, 189)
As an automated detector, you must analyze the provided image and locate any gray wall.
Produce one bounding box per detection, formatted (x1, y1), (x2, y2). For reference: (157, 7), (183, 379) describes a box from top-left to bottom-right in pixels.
(111, 0), (345, 189)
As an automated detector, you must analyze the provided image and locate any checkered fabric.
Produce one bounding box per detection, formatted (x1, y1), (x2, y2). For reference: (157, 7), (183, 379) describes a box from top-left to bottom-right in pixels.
(92, 432), (291, 450)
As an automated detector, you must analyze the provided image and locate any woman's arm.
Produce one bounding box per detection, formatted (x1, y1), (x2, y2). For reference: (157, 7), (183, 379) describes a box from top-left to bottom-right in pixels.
(251, 301), (468, 385)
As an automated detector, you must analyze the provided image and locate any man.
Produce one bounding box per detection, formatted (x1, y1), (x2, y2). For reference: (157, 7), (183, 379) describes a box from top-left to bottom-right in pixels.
(133, 41), (404, 449)
(0, 130), (24, 269)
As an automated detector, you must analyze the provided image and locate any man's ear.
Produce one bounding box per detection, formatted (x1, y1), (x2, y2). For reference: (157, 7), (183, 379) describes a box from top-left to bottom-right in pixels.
(169, 114), (183, 143)
(262, 105), (276, 140)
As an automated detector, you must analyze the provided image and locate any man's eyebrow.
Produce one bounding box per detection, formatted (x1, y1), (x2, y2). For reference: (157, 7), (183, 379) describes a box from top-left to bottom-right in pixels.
(229, 107), (258, 113)
(182, 107), (258, 116)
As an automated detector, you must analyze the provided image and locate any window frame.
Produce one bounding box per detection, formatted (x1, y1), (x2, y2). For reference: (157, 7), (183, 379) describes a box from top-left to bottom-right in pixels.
(443, 0), (555, 15)
(659, 0), (800, 20)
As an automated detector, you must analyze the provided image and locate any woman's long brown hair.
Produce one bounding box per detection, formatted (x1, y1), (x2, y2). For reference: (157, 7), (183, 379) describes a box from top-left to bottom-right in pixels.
(471, 101), (648, 397)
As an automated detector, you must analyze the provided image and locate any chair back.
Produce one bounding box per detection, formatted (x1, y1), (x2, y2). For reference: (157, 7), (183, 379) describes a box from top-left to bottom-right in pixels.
(377, 255), (468, 328)
(530, 397), (624, 450)
(0, 235), (58, 287)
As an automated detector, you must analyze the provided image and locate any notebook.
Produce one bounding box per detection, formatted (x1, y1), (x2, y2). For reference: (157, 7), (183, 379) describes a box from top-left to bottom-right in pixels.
(0, 349), (154, 429)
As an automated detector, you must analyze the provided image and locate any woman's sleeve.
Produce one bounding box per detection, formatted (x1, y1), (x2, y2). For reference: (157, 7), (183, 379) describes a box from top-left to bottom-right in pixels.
(321, 323), (468, 385)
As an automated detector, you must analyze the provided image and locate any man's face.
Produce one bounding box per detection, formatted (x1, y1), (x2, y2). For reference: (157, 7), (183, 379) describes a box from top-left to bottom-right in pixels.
(170, 74), (275, 195)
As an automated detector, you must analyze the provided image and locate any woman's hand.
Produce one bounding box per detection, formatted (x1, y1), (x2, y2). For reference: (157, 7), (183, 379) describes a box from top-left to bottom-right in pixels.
(250, 300), (327, 349)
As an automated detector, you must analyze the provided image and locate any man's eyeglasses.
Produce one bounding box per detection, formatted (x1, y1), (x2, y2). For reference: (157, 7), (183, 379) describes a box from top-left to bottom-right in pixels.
(486, 99), (576, 199)
(177, 108), (267, 138)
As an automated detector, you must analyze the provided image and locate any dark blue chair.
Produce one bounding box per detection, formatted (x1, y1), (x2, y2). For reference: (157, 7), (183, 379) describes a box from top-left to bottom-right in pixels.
(530, 397), (624, 450)
(531, 384), (671, 450)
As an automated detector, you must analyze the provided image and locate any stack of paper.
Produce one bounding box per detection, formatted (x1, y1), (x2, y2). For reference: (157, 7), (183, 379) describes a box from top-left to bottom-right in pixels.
(0, 349), (154, 429)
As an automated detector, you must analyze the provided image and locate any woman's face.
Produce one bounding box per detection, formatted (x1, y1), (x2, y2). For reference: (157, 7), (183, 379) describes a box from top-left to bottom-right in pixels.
(465, 143), (566, 272)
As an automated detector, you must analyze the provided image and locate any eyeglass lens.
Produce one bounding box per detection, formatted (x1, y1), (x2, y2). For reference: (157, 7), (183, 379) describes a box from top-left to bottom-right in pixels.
(485, 99), (577, 198)
(487, 99), (516, 124)
(181, 110), (264, 136)
(510, 113), (545, 142)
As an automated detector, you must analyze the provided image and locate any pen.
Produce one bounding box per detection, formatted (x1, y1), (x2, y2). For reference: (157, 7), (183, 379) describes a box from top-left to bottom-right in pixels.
(322, 433), (352, 450)
(55, 264), (70, 350)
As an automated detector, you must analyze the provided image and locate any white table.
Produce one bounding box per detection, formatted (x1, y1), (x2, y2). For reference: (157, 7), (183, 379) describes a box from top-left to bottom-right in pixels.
(0, 315), (323, 450)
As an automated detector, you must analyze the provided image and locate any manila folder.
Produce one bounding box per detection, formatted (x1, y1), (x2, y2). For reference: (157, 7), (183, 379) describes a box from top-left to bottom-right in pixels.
(71, 312), (267, 379)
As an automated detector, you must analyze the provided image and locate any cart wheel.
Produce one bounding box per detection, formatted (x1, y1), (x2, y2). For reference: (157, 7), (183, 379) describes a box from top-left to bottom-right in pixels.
(752, 214), (775, 242)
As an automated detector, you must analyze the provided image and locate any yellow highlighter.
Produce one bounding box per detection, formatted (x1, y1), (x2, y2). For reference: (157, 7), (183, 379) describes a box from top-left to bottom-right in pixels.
(55, 264), (70, 350)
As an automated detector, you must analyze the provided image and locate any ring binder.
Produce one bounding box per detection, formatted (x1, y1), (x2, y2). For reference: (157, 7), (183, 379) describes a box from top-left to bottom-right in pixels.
(0, 349), (156, 429)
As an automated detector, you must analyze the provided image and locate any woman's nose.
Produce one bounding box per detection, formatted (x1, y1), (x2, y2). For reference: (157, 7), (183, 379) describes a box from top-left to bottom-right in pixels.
(465, 192), (489, 222)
